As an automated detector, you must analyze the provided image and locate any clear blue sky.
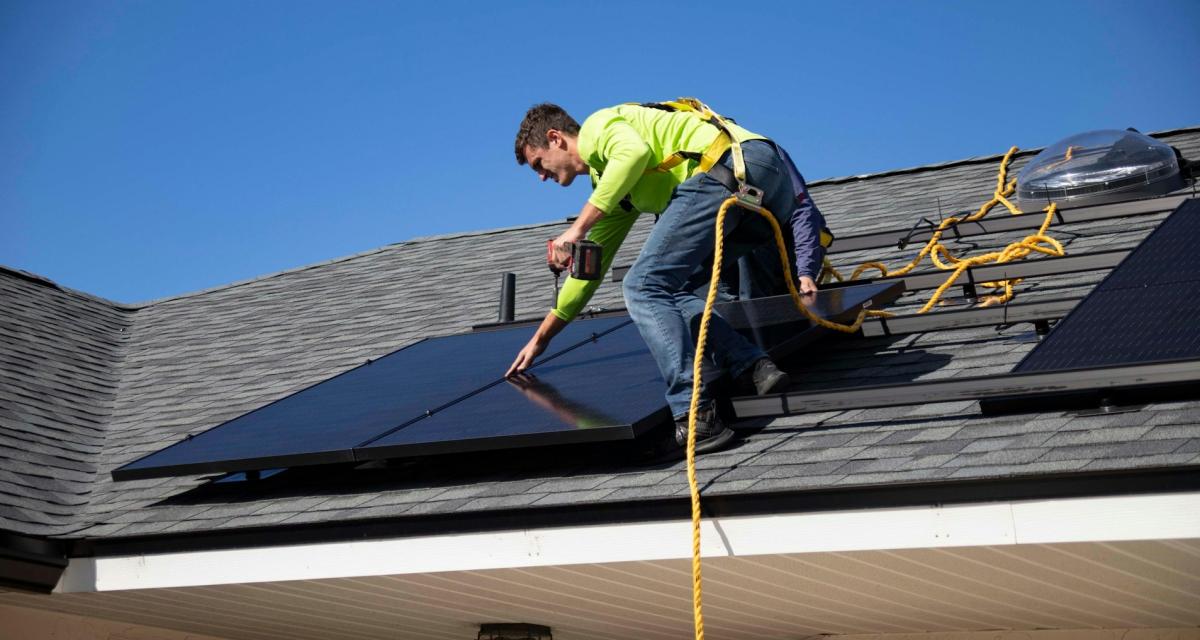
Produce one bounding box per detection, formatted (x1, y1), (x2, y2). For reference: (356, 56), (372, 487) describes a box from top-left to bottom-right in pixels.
(3, 0), (1198, 303)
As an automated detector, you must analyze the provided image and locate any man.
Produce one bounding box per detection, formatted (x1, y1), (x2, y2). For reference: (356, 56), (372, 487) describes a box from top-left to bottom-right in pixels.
(506, 101), (823, 453)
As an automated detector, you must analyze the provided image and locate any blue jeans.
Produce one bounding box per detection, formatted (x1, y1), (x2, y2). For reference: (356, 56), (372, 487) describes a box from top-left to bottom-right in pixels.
(623, 140), (797, 418)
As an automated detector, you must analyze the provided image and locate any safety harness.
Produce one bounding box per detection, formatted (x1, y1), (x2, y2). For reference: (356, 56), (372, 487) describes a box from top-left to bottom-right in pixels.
(637, 98), (763, 207)
(631, 98), (836, 253)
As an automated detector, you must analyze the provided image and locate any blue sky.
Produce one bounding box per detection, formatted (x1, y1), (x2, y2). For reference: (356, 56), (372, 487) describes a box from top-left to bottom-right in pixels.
(3, 0), (1198, 303)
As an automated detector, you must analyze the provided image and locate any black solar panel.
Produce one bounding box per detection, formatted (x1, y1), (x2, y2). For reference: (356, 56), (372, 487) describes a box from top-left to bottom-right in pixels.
(114, 282), (902, 480)
(1016, 198), (1200, 372)
(360, 281), (902, 459)
(112, 316), (630, 480)
(358, 322), (668, 459)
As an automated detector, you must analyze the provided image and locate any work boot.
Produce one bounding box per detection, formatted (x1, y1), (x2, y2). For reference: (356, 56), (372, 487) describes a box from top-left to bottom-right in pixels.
(673, 402), (736, 454)
(737, 357), (791, 396)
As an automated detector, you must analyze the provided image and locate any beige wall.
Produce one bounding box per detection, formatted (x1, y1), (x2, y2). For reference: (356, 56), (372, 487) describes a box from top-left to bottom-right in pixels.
(0, 603), (233, 640)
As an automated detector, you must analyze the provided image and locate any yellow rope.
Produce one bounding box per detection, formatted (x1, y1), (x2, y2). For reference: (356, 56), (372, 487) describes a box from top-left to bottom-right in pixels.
(916, 204), (1061, 312)
(686, 145), (1059, 638)
(840, 147), (1068, 311)
(687, 196), (892, 640)
(818, 257), (844, 283)
(848, 147), (1023, 283)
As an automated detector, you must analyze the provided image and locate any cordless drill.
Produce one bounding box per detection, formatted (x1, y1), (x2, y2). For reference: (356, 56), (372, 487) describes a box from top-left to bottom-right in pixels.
(547, 239), (603, 301)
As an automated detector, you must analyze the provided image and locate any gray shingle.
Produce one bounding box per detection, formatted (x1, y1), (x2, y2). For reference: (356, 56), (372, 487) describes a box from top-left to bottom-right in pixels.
(947, 459), (1091, 478)
(947, 448), (1048, 467)
(1040, 425), (1156, 447)
(1176, 439), (1200, 455)
(461, 494), (549, 511)
(597, 471), (676, 489)
(754, 460), (847, 479)
(532, 489), (617, 506)
(747, 447), (865, 467)
(958, 432), (1053, 453)
(749, 474), (849, 492)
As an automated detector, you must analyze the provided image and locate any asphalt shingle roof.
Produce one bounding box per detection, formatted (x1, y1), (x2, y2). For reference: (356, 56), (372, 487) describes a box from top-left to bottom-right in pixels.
(3, 127), (1199, 541)
(0, 271), (132, 535)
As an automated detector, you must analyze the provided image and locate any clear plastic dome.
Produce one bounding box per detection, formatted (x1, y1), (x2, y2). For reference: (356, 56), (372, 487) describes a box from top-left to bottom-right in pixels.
(1016, 129), (1182, 210)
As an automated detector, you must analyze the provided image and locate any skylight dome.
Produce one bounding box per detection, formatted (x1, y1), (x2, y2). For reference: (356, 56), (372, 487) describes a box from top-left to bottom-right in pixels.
(1016, 129), (1183, 210)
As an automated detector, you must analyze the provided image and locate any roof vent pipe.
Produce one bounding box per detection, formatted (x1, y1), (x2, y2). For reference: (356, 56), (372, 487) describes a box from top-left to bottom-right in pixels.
(498, 272), (516, 322)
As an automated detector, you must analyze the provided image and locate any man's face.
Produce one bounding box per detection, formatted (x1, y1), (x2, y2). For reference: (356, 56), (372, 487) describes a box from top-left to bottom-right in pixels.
(523, 131), (581, 187)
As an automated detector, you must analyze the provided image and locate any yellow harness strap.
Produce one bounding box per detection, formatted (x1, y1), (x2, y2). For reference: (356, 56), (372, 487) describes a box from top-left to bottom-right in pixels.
(632, 98), (745, 184)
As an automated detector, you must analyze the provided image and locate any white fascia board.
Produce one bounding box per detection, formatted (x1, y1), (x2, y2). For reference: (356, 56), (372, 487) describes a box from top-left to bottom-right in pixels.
(58, 491), (1200, 593)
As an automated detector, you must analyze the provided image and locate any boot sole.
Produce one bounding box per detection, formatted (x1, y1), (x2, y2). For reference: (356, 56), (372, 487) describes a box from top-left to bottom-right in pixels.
(693, 426), (736, 454)
(650, 425), (738, 464)
(755, 371), (791, 396)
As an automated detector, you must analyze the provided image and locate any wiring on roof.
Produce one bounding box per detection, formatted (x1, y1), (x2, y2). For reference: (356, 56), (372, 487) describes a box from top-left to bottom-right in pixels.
(819, 147), (1066, 310)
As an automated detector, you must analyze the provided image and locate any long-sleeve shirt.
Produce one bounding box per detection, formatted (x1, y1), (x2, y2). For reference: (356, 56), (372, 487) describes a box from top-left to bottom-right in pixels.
(552, 103), (823, 322)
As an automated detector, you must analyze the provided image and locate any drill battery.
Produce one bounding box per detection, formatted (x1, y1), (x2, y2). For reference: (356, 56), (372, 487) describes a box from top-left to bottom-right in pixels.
(546, 239), (603, 281)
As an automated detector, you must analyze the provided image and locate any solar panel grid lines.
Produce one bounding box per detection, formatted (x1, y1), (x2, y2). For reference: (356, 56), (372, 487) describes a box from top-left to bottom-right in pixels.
(354, 317), (634, 449)
(356, 321), (669, 460)
(111, 315), (631, 480)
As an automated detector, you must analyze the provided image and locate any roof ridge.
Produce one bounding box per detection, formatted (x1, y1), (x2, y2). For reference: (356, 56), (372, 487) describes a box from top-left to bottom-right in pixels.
(9, 124), (1197, 308)
(0, 265), (139, 311)
(130, 219), (568, 307)
(808, 124), (1200, 187)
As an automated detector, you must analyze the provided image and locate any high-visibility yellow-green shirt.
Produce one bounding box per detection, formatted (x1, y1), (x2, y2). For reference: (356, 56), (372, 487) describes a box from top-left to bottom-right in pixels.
(551, 104), (765, 322)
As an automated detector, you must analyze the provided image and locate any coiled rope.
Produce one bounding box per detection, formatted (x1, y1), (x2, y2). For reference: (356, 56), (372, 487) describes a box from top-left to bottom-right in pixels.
(820, 147), (1064, 310)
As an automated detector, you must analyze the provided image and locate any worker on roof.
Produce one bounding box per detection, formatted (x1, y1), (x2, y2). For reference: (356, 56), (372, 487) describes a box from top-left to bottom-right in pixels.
(506, 101), (826, 454)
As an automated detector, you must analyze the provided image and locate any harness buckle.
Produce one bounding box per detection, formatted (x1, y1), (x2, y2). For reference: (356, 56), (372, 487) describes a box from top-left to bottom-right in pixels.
(735, 184), (764, 208)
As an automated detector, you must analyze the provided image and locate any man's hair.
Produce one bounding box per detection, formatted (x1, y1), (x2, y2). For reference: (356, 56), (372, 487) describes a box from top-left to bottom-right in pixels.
(514, 103), (580, 165)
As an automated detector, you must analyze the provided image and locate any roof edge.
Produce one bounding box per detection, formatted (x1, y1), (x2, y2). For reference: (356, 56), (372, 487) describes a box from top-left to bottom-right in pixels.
(70, 465), (1200, 556)
(59, 489), (1200, 592)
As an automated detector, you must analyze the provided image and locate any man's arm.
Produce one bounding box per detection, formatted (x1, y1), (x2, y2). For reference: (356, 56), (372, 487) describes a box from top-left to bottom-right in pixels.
(508, 115), (651, 375)
(789, 193), (826, 295)
(506, 311), (568, 377)
(549, 201), (606, 263)
(775, 145), (823, 295)
(507, 201), (640, 377)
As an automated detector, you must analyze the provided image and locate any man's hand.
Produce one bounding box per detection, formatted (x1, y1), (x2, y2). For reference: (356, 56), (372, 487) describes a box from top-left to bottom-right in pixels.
(508, 313), (569, 377)
(547, 202), (605, 272)
(798, 275), (818, 296)
(506, 335), (549, 377)
(549, 228), (585, 271)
